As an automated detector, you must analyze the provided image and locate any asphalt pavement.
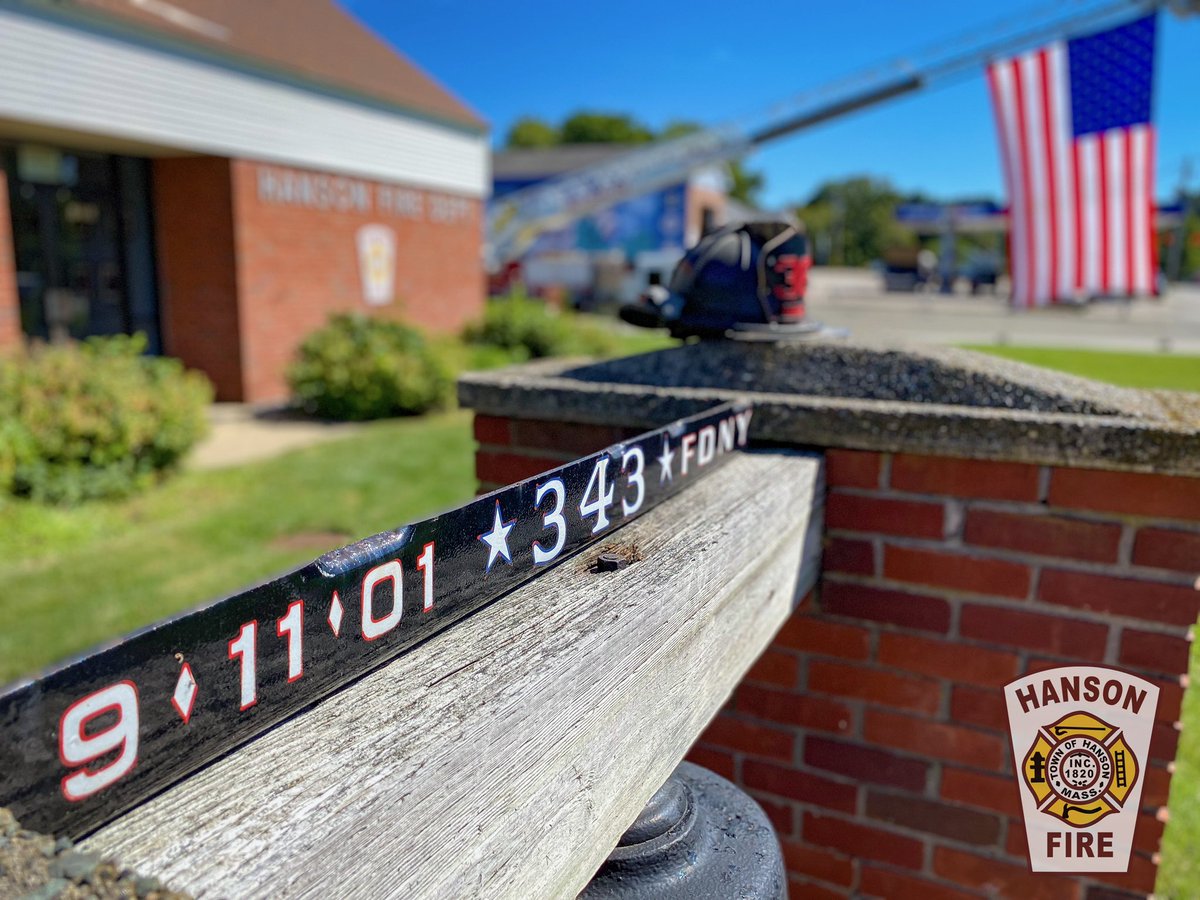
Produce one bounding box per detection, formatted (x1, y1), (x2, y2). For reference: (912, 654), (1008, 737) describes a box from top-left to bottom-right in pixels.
(805, 267), (1200, 354)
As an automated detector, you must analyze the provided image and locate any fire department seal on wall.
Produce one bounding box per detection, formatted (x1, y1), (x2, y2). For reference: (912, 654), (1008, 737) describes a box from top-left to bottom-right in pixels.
(1005, 666), (1158, 873)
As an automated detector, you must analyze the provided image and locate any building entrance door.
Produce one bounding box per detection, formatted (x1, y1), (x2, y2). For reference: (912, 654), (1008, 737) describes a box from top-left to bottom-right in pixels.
(3, 145), (160, 350)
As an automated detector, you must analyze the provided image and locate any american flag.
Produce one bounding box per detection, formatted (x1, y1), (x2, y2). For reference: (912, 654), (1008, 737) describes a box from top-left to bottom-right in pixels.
(987, 14), (1158, 307)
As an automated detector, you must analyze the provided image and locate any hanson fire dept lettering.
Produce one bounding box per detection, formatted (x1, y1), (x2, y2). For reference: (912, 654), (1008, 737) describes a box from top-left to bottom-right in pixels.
(1005, 666), (1158, 873)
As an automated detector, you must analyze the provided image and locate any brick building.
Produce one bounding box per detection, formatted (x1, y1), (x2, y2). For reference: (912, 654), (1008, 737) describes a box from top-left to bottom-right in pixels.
(0, 0), (488, 401)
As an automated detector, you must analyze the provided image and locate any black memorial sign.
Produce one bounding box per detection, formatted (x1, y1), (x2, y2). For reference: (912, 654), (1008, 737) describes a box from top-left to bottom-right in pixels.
(0, 402), (753, 837)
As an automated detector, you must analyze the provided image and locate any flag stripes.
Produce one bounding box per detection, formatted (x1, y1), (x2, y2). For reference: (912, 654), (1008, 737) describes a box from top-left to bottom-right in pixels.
(988, 30), (1156, 307)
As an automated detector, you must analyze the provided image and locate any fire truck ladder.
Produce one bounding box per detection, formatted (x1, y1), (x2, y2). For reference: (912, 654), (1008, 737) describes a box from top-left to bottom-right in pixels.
(487, 0), (1193, 268)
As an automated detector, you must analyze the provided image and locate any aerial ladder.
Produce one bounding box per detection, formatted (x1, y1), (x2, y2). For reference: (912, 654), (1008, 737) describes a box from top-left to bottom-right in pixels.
(486, 0), (1195, 273)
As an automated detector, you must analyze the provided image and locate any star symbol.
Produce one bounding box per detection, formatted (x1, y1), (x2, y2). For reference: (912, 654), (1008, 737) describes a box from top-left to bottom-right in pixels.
(657, 437), (675, 483)
(478, 501), (516, 573)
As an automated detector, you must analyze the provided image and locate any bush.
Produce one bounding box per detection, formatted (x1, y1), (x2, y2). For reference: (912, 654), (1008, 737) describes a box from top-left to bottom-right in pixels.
(0, 334), (212, 504)
(462, 293), (619, 361)
(287, 314), (451, 420)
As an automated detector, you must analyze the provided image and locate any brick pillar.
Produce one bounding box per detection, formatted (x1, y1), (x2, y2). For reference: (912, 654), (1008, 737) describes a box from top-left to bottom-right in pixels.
(467, 413), (1192, 900)
(152, 156), (244, 401)
(0, 176), (22, 347)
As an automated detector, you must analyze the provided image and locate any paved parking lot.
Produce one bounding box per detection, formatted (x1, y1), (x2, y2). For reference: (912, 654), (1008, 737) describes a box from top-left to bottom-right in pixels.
(806, 268), (1200, 353)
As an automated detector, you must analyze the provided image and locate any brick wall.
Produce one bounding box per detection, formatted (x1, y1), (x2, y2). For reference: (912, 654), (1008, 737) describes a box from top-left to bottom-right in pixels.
(5, 156), (484, 401)
(471, 415), (1195, 900)
(152, 156), (244, 401)
(0, 176), (22, 348)
(228, 160), (485, 403)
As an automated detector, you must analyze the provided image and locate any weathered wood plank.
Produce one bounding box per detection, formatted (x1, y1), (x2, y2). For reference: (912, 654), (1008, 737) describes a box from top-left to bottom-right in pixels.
(83, 450), (823, 899)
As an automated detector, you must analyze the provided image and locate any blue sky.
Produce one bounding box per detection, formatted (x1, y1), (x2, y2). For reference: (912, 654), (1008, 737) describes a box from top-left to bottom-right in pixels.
(343, 0), (1199, 209)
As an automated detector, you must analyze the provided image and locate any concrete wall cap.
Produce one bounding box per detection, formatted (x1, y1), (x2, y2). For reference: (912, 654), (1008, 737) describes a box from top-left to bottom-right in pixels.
(457, 341), (1200, 476)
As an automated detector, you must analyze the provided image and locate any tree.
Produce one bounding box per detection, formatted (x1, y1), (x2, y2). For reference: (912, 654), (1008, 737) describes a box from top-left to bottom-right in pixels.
(560, 112), (654, 145)
(503, 112), (769, 207)
(505, 117), (560, 148)
(726, 162), (764, 206)
(795, 176), (913, 267)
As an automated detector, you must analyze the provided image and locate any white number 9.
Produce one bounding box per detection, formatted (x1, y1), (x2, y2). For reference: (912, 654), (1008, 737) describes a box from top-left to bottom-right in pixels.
(59, 681), (139, 801)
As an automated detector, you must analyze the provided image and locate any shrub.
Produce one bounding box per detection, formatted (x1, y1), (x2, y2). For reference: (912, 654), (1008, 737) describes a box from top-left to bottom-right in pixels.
(0, 334), (212, 504)
(462, 293), (619, 361)
(287, 314), (451, 420)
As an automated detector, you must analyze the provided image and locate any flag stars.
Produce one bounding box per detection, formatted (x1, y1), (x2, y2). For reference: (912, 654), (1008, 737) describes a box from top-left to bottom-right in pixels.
(657, 437), (675, 483)
(478, 501), (516, 572)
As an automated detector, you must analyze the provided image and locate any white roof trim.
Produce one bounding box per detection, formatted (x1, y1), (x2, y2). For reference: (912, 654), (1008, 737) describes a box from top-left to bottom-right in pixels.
(0, 7), (488, 197)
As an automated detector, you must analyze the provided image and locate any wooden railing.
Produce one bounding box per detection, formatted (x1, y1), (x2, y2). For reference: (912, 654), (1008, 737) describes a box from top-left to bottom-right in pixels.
(79, 449), (823, 898)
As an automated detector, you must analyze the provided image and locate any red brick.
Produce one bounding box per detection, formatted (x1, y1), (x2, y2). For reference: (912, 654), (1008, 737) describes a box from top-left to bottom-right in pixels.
(745, 648), (800, 688)
(804, 812), (924, 870)
(735, 685), (854, 734)
(1143, 763), (1172, 807)
(821, 582), (952, 634)
(823, 537), (875, 576)
(1150, 720), (1180, 761)
(1038, 568), (1200, 627)
(472, 414), (510, 447)
(808, 660), (940, 715)
(1004, 816), (1027, 859)
(825, 449), (883, 488)
(742, 760), (858, 813)
(933, 846), (1083, 900)
(940, 767), (1022, 817)
(1049, 467), (1200, 522)
(1133, 526), (1200, 573)
(959, 604), (1109, 658)
(859, 866), (979, 900)
(877, 633), (1020, 686)
(475, 450), (559, 485)
(1085, 887), (1154, 900)
(685, 745), (735, 780)
(1118, 629), (1193, 675)
(779, 840), (854, 887)
(0, 178), (21, 349)
(950, 685), (1009, 732)
(1088, 853), (1158, 894)
(698, 713), (794, 761)
(826, 492), (945, 538)
(892, 454), (1041, 501)
(774, 616), (872, 660)
(884, 545), (1031, 598)
(785, 879), (847, 900)
(1148, 676), (1185, 724)
(865, 709), (1006, 770)
(154, 157), (243, 400)
(865, 789), (1002, 845)
(1132, 812), (1165, 855)
(964, 509), (1122, 563)
(222, 160), (484, 402)
(750, 791), (796, 837)
(804, 736), (929, 792)
(509, 418), (625, 455)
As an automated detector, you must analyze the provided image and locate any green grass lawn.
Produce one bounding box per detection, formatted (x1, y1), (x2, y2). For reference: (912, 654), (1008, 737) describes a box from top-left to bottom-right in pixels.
(963, 345), (1200, 392)
(0, 411), (475, 682)
(965, 345), (1198, 897)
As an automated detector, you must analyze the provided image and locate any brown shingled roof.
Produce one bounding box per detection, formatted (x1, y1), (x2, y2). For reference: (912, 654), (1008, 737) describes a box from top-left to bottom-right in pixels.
(68, 0), (485, 130)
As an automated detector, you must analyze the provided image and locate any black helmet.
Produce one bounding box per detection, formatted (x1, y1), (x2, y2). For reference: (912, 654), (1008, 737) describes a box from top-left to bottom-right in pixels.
(620, 220), (812, 339)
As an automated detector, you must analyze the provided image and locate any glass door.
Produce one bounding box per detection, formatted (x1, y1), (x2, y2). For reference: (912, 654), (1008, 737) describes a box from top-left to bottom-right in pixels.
(3, 144), (160, 351)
